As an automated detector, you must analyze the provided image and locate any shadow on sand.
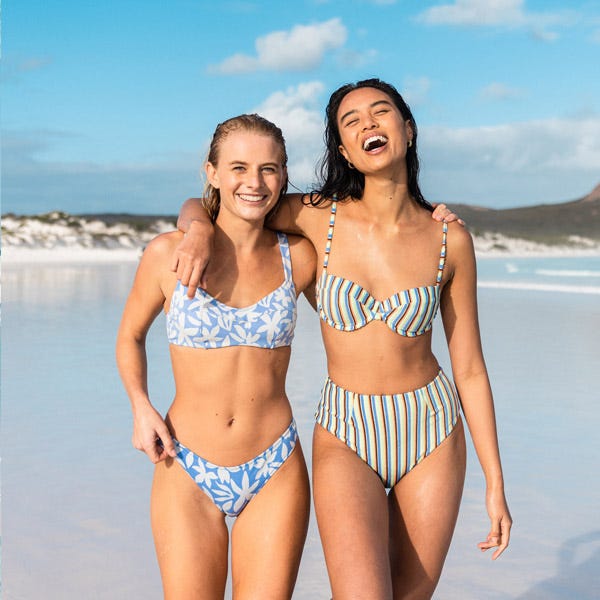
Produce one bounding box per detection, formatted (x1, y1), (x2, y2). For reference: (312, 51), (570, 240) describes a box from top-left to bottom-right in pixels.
(517, 531), (600, 599)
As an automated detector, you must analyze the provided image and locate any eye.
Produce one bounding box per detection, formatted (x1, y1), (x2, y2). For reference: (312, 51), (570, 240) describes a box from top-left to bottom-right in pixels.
(262, 166), (278, 173)
(343, 118), (359, 128)
(232, 165), (245, 172)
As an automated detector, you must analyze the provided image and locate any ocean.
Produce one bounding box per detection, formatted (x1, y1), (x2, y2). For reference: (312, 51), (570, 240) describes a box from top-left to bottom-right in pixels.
(2, 255), (599, 599)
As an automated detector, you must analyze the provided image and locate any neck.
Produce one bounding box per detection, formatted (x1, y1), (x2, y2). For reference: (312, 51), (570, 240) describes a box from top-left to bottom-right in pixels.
(214, 212), (268, 251)
(358, 176), (415, 222)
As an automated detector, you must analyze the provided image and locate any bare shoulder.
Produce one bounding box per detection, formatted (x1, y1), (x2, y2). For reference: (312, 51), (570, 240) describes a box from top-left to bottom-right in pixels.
(144, 230), (182, 253)
(139, 230), (183, 267)
(446, 220), (474, 253)
(445, 221), (476, 279)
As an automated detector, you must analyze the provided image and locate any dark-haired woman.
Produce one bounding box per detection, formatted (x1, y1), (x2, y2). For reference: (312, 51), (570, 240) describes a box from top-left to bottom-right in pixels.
(175, 80), (511, 598)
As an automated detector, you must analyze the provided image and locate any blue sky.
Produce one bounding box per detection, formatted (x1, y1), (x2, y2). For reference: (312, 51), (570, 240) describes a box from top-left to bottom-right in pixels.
(3, 0), (599, 215)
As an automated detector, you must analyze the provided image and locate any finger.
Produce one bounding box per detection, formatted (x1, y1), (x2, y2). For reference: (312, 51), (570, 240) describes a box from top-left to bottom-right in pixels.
(157, 431), (177, 459)
(169, 253), (180, 273)
(492, 518), (512, 560)
(432, 203), (447, 221)
(199, 264), (210, 290)
(477, 529), (501, 552)
(144, 442), (161, 464)
(185, 266), (200, 297)
(179, 264), (193, 287)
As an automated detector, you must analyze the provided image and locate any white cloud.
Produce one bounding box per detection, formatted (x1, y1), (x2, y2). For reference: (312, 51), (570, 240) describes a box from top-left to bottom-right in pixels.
(210, 19), (348, 74)
(5, 111), (599, 214)
(1, 55), (53, 84)
(478, 82), (524, 101)
(1, 130), (200, 215)
(419, 115), (600, 206)
(418, 0), (526, 27)
(416, 0), (578, 40)
(253, 82), (327, 188)
(402, 76), (432, 107)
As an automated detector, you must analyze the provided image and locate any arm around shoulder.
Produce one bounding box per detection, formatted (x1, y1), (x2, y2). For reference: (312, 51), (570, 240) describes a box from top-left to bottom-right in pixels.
(287, 233), (317, 297)
(267, 193), (327, 237)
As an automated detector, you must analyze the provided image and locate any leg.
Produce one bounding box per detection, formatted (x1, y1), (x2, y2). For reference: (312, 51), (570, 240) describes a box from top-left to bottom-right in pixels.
(230, 442), (310, 599)
(313, 424), (393, 600)
(151, 457), (229, 600)
(388, 419), (466, 600)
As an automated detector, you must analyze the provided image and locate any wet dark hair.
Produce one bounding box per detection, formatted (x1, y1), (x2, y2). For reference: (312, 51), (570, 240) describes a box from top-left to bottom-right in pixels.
(204, 114), (288, 221)
(309, 78), (431, 211)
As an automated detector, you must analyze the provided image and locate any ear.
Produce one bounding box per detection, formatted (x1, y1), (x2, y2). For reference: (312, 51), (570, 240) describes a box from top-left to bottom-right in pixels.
(338, 144), (350, 162)
(405, 120), (414, 144)
(205, 162), (219, 188)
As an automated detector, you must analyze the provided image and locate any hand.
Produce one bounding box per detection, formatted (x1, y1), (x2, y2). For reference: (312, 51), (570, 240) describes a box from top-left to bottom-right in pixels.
(478, 488), (512, 560)
(431, 203), (465, 226)
(170, 220), (214, 298)
(132, 405), (177, 464)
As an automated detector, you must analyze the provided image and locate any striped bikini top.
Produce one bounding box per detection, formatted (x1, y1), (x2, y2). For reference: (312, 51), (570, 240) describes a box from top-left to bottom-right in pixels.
(316, 202), (447, 337)
(167, 232), (297, 349)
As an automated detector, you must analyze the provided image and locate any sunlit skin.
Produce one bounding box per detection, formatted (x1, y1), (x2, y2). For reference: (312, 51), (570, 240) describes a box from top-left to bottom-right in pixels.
(117, 128), (317, 599)
(173, 88), (511, 598)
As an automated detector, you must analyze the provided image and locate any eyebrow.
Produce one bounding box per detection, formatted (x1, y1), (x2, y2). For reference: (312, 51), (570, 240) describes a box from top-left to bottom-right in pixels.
(339, 99), (394, 124)
(228, 160), (281, 167)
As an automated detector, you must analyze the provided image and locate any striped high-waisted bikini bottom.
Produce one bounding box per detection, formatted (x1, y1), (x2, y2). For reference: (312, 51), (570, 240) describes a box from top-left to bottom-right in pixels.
(315, 369), (460, 488)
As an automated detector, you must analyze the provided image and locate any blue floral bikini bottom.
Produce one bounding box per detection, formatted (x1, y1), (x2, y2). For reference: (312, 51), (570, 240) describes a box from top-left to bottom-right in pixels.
(173, 420), (297, 517)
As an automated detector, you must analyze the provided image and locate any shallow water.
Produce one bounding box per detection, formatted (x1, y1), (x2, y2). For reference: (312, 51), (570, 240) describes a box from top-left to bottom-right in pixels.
(2, 257), (599, 599)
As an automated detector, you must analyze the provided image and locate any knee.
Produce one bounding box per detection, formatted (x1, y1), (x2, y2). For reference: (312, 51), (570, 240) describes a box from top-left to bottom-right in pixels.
(393, 578), (438, 600)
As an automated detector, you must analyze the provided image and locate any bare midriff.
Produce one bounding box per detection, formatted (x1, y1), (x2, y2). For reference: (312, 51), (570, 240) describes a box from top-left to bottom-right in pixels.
(166, 345), (293, 466)
(320, 321), (441, 395)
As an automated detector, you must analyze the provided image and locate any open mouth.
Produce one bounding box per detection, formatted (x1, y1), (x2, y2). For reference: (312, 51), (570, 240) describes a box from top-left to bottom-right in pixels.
(238, 194), (266, 203)
(363, 135), (388, 152)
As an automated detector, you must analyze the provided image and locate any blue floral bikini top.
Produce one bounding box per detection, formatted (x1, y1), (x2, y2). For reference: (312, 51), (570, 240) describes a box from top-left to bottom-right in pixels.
(166, 232), (297, 349)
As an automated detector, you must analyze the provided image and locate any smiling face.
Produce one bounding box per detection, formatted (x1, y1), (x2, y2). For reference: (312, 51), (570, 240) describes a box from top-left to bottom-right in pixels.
(336, 86), (413, 176)
(205, 130), (287, 225)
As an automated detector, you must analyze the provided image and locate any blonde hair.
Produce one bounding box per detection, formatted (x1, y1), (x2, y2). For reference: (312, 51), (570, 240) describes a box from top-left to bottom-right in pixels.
(203, 114), (288, 221)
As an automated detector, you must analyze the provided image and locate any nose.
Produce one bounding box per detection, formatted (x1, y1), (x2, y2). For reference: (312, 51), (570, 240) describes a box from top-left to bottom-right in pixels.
(362, 116), (377, 131)
(246, 168), (264, 188)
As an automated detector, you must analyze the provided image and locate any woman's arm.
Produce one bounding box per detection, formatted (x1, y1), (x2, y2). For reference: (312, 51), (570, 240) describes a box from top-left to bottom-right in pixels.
(116, 235), (178, 463)
(173, 194), (312, 297)
(287, 233), (318, 311)
(440, 224), (512, 560)
(174, 195), (463, 299)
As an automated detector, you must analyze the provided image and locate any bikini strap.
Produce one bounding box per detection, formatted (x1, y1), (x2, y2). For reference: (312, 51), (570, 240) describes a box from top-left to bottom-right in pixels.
(436, 221), (448, 285)
(322, 199), (338, 271)
(276, 232), (293, 282)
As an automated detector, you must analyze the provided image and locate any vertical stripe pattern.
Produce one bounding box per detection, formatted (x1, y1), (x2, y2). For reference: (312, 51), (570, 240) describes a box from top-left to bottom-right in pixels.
(315, 370), (460, 488)
(316, 201), (448, 337)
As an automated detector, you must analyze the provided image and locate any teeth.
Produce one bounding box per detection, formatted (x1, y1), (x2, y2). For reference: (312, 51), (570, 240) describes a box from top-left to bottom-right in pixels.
(238, 194), (264, 203)
(363, 135), (388, 151)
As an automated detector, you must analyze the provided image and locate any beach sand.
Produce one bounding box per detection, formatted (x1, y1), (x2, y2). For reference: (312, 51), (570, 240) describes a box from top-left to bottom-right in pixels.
(2, 259), (599, 598)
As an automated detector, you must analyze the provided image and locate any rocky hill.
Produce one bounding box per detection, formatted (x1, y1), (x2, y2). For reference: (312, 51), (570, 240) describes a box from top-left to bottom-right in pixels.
(450, 184), (600, 244)
(2, 185), (599, 259)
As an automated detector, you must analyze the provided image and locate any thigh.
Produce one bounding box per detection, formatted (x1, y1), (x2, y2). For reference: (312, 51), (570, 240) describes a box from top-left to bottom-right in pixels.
(230, 442), (310, 600)
(313, 424), (393, 600)
(151, 458), (229, 600)
(388, 418), (467, 599)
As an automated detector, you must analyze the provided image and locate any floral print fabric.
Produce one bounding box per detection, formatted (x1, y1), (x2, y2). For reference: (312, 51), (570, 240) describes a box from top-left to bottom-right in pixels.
(166, 232), (297, 349)
(173, 420), (298, 516)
